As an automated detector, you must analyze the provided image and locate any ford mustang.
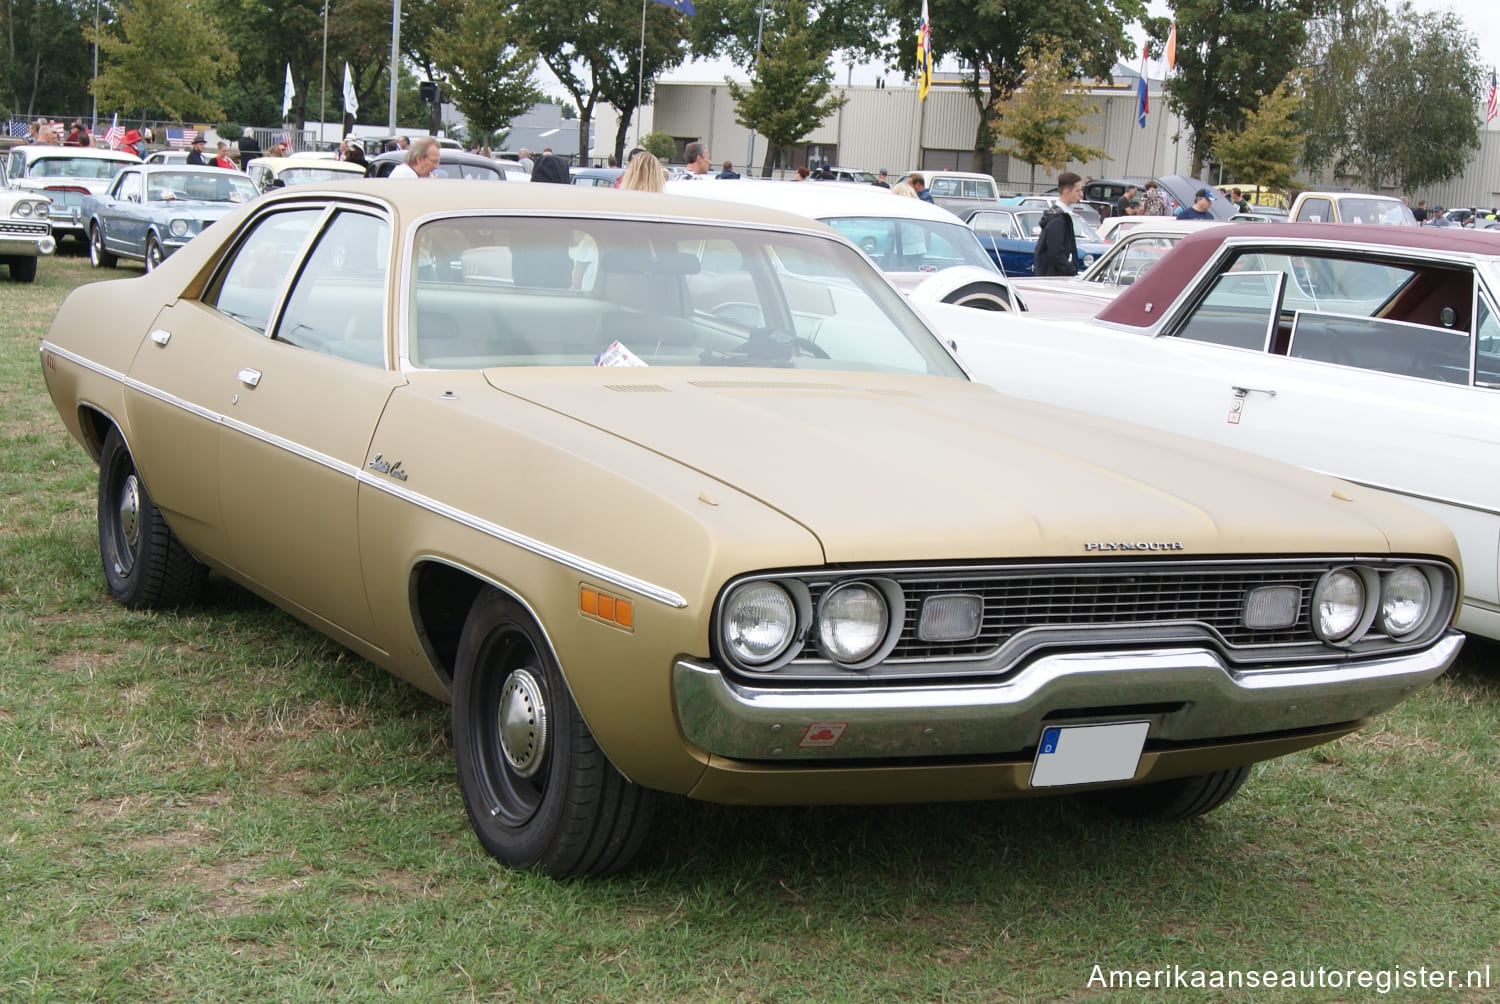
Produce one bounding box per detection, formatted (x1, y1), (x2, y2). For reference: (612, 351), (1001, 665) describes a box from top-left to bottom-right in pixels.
(40, 184), (1464, 876)
(83, 164), (260, 271)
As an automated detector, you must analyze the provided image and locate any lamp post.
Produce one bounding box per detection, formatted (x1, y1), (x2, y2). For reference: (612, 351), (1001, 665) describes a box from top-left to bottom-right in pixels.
(743, 0), (766, 174)
(91, 0), (99, 132)
(389, 0), (401, 131)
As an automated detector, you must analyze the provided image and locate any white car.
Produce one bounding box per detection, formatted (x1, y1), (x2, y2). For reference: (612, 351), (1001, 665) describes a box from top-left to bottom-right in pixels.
(1006, 220), (1228, 313)
(926, 222), (1500, 639)
(0, 160), (55, 281)
(4, 144), (140, 244)
(665, 178), (1022, 311)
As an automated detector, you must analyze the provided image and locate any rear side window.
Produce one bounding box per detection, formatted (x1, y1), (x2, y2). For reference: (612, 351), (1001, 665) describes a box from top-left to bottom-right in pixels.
(202, 209), (322, 333)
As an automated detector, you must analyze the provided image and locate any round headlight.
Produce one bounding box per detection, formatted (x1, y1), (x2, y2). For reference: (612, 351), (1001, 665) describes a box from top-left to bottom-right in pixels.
(15, 202), (31, 217)
(168, 219), (190, 238)
(818, 582), (888, 664)
(33, 201), (47, 218)
(1314, 568), (1365, 642)
(1380, 565), (1431, 638)
(722, 581), (797, 668)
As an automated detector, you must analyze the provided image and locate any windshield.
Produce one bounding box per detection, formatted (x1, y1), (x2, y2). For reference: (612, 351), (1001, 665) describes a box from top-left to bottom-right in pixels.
(1015, 209), (1103, 244)
(146, 172), (259, 203)
(29, 157), (130, 180)
(820, 217), (1001, 274)
(279, 167), (364, 186)
(406, 215), (965, 376)
(1335, 197), (1416, 225)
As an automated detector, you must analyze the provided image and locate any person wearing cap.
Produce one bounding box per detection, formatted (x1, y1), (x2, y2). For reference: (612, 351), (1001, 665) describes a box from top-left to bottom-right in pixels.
(872, 168), (890, 189)
(1427, 206), (1452, 227)
(1175, 188), (1216, 220)
(186, 134), (208, 166)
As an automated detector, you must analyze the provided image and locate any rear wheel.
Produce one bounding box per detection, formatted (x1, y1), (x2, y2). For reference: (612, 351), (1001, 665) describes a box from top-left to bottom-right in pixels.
(942, 281), (1012, 311)
(1102, 766), (1252, 820)
(89, 224), (117, 269)
(452, 588), (655, 876)
(97, 427), (207, 609)
(6, 255), (36, 282)
(145, 235), (164, 272)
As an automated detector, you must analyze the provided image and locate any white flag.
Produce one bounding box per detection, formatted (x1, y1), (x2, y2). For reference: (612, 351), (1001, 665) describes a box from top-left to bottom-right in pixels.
(282, 63), (295, 120)
(342, 62), (359, 117)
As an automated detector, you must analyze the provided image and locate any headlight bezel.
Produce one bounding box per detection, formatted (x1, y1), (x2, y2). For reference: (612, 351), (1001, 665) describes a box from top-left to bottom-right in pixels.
(167, 219), (191, 238)
(1312, 565), (1379, 645)
(1378, 564), (1439, 641)
(815, 578), (905, 669)
(718, 578), (811, 672)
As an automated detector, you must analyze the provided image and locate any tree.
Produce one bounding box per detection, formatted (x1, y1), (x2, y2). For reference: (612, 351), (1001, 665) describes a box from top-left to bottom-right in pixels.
(883, 0), (1141, 175)
(2, 0), (97, 117)
(515, 0), (691, 163)
(1162, 0), (1316, 177)
(428, 0), (538, 145)
(92, 0), (237, 121)
(724, 0), (846, 177)
(641, 130), (675, 161)
(595, 6), (688, 165)
(1209, 71), (1304, 191)
(991, 41), (1108, 189)
(1302, 0), (1483, 192)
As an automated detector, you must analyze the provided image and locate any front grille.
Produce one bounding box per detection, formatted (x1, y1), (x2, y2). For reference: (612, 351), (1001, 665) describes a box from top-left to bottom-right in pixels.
(0, 220), (48, 236)
(715, 557), (1456, 683)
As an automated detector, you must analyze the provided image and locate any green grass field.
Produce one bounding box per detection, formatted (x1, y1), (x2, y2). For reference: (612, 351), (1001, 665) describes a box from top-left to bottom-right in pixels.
(3, 254), (1497, 1002)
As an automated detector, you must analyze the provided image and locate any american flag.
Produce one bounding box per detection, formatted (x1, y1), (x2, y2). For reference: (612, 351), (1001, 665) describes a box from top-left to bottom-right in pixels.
(1487, 69), (1498, 124)
(104, 114), (124, 149)
(166, 127), (199, 148)
(5, 120), (29, 138)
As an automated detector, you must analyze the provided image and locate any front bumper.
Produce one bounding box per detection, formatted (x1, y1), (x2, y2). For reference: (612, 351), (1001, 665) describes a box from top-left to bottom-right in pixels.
(673, 631), (1463, 762)
(0, 220), (55, 256)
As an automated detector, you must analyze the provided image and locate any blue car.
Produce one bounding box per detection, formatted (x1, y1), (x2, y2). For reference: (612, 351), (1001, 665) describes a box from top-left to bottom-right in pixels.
(960, 205), (1108, 277)
(83, 165), (260, 272)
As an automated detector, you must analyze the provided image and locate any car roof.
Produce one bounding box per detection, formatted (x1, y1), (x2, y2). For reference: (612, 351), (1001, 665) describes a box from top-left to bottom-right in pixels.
(1097, 222), (1500, 330)
(368, 148), (501, 167)
(13, 144), (138, 162)
(248, 179), (844, 237)
(663, 178), (965, 224)
(246, 156), (366, 174)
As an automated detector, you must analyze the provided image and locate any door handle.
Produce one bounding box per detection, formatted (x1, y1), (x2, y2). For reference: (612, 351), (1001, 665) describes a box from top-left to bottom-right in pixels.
(148, 329), (170, 346)
(237, 367), (262, 388)
(1231, 385), (1277, 398)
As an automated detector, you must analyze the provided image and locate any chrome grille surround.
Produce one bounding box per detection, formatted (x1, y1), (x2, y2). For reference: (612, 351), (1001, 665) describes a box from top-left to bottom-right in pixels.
(711, 557), (1458, 684)
(0, 220), (48, 236)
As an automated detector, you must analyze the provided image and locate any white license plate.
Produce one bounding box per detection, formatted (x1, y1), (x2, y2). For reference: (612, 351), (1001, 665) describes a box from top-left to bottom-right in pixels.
(1029, 721), (1150, 788)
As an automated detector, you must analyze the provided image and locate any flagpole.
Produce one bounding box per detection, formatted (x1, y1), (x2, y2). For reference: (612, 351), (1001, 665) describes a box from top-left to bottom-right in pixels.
(389, 0), (401, 132)
(745, 0), (766, 174)
(635, 0), (647, 150)
(320, 1), (329, 143)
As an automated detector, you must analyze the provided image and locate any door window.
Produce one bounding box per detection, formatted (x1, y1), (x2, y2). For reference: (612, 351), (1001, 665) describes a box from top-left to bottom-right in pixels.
(275, 211), (391, 366)
(1173, 271), (1284, 350)
(202, 209), (323, 333)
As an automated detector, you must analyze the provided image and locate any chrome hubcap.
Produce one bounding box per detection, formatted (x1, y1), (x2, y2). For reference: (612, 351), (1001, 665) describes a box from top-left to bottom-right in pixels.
(497, 669), (548, 777)
(116, 473), (141, 571)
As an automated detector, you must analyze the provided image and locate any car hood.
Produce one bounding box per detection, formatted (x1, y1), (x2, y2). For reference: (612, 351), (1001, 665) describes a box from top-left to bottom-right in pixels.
(483, 368), (1409, 564)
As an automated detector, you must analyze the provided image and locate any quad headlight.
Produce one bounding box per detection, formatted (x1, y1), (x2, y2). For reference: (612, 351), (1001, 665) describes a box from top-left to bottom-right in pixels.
(1309, 564), (1442, 646)
(818, 582), (888, 663)
(14, 202), (31, 217)
(1379, 565), (1434, 639)
(721, 581), (798, 668)
(1313, 567), (1367, 642)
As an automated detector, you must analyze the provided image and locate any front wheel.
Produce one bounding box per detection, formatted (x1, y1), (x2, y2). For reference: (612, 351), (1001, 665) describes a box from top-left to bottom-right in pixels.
(145, 235), (164, 272)
(89, 223), (117, 269)
(451, 589), (655, 876)
(1100, 765), (1252, 820)
(6, 255), (37, 282)
(97, 427), (207, 609)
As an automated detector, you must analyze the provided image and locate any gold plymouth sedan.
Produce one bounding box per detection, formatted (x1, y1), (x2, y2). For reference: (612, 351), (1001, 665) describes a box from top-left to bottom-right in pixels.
(41, 181), (1465, 876)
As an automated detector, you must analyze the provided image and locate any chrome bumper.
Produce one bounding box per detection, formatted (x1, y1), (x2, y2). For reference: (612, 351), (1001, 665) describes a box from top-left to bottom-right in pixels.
(672, 631), (1464, 761)
(0, 234), (53, 255)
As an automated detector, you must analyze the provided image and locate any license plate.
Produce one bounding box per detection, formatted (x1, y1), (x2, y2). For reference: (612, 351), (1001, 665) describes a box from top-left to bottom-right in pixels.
(1029, 721), (1149, 788)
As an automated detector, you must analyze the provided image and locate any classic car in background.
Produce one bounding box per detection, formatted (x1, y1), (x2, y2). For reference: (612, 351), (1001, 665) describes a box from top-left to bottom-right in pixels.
(1289, 191), (1415, 225)
(40, 183), (1466, 875)
(365, 148), (509, 180)
(5, 144), (140, 245)
(83, 164), (260, 271)
(0, 162), (56, 282)
(959, 204), (1109, 278)
(568, 166), (623, 187)
(927, 222), (1500, 639)
(1005, 220), (1227, 313)
(667, 178), (1023, 310)
(243, 156), (367, 193)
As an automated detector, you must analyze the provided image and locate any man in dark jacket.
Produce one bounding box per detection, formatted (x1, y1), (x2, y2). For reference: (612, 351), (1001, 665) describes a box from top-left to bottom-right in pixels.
(1033, 172), (1083, 276)
(186, 136), (208, 165)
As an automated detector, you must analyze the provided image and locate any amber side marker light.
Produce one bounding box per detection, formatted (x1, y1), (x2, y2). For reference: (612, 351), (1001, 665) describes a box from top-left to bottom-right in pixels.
(580, 585), (634, 630)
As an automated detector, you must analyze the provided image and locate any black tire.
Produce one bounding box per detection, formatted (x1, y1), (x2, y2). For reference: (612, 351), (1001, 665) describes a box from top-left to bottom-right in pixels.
(452, 588), (655, 876)
(942, 281), (1012, 311)
(7, 255), (37, 282)
(1103, 765), (1252, 821)
(89, 223), (117, 269)
(145, 235), (164, 272)
(97, 427), (207, 609)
